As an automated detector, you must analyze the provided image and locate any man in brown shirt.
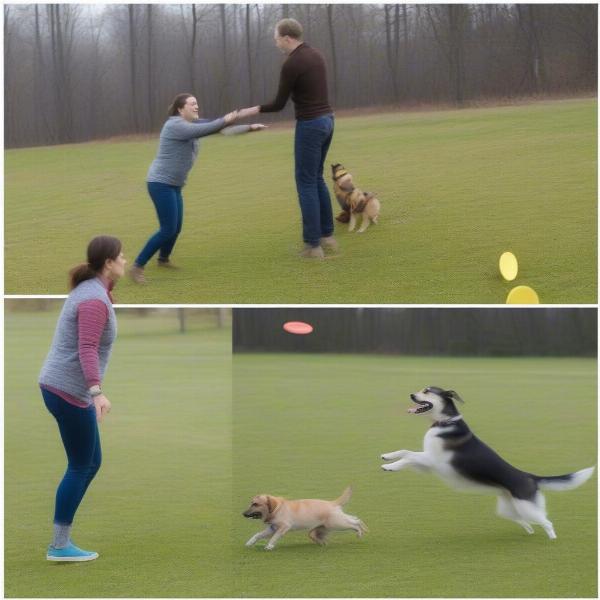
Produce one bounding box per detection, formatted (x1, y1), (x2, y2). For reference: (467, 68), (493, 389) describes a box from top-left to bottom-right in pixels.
(239, 19), (337, 258)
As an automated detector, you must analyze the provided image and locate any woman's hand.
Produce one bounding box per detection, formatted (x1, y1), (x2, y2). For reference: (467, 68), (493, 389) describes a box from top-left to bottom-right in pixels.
(223, 110), (239, 124)
(250, 124), (268, 131)
(93, 394), (112, 422)
(238, 106), (260, 119)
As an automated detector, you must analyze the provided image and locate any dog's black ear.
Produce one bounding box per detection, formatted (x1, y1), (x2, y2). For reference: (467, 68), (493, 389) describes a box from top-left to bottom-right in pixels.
(444, 390), (464, 403)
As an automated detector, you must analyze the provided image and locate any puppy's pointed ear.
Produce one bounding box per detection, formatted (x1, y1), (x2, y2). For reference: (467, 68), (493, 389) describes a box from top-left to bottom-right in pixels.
(445, 390), (464, 403)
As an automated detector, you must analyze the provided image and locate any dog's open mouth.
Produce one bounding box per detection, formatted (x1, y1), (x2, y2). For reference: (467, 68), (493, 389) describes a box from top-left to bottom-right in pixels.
(408, 395), (433, 414)
(243, 512), (263, 519)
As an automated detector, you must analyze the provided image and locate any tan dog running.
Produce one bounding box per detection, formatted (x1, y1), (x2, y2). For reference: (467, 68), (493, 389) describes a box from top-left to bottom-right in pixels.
(242, 486), (368, 550)
(331, 163), (381, 233)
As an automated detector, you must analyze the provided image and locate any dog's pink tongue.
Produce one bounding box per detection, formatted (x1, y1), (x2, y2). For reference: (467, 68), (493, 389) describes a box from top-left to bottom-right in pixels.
(407, 406), (418, 414)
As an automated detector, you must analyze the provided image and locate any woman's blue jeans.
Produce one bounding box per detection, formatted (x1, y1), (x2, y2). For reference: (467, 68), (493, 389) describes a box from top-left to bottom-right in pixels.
(294, 115), (335, 247)
(135, 181), (184, 266)
(42, 388), (101, 526)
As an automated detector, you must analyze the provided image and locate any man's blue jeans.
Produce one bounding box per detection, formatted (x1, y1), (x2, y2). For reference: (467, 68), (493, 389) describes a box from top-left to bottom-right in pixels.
(294, 114), (335, 247)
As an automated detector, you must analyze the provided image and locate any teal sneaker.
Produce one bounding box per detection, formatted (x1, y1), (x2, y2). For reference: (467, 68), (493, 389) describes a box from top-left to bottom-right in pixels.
(46, 542), (99, 562)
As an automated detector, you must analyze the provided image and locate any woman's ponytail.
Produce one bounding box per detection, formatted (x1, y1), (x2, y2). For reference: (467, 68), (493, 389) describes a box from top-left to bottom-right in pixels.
(68, 235), (122, 290)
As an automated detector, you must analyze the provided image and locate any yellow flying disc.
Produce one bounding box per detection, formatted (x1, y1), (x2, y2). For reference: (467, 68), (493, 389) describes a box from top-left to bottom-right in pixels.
(499, 252), (518, 281)
(506, 286), (539, 304)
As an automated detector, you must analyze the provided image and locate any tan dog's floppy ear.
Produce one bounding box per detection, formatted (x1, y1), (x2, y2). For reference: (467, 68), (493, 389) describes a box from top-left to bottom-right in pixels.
(266, 495), (275, 515)
(445, 390), (464, 403)
(266, 495), (280, 517)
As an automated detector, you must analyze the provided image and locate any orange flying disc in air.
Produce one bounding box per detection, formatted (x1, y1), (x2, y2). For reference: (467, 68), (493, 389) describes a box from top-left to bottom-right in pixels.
(283, 321), (314, 335)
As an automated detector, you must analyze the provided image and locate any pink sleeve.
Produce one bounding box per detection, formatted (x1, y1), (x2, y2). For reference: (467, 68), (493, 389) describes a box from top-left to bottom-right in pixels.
(77, 299), (109, 388)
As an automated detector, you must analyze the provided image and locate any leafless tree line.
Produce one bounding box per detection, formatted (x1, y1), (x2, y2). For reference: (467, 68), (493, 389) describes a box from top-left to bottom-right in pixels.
(233, 307), (597, 356)
(5, 4), (597, 148)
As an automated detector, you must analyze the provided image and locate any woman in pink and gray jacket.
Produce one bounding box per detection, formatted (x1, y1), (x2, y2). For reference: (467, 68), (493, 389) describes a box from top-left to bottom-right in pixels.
(39, 235), (125, 562)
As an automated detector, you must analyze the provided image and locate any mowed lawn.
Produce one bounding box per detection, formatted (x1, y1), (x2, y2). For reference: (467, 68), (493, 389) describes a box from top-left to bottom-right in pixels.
(232, 353), (597, 597)
(5, 308), (231, 598)
(5, 97), (597, 303)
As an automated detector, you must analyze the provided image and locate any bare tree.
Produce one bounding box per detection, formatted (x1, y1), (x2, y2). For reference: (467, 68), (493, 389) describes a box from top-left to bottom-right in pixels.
(4, 4), (597, 148)
(385, 5), (399, 101)
(555, 5), (597, 86)
(218, 4), (229, 107)
(146, 4), (154, 129)
(246, 4), (254, 105)
(326, 5), (338, 103)
(516, 4), (547, 93)
(427, 5), (469, 105)
(128, 5), (140, 131)
(48, 5), (76, 141)
(4, 6), (15, 146)
(401, 4), (410, 98)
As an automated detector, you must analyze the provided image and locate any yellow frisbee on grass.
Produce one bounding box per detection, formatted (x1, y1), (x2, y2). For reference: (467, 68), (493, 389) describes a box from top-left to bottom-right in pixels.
(499, 252), (518, 281)
(506, 286), (539, 304)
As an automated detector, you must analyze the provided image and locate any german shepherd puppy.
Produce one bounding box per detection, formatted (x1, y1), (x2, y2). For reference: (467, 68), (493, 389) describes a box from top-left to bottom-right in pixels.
(331, 163), (380, 233)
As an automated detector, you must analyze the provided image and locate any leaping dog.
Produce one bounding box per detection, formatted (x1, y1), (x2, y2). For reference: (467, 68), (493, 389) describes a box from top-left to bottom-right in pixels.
(380, 387), (594, 539)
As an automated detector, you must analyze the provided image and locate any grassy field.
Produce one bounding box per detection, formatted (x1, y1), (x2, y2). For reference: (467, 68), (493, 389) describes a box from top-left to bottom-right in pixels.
(232, 353), (597, 598)
(4, 308), (231, 598)
(4, 97), (597, 303)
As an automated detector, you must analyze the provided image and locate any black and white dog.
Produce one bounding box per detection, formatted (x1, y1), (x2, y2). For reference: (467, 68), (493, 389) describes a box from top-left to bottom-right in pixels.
(380, 387), (594, 539)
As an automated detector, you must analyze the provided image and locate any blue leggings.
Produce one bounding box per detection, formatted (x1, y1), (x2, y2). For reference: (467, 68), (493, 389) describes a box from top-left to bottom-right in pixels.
(135, 181), (184, 266)
(42, 388), (101, 526)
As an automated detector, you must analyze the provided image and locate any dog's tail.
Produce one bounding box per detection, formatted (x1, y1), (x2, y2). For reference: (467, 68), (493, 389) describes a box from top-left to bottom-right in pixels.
(535, 466), (595, 491)
(333, 485), (353, 506)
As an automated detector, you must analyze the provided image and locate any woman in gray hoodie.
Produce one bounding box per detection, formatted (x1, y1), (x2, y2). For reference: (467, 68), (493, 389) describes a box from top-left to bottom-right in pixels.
(129, 93), (265, 283)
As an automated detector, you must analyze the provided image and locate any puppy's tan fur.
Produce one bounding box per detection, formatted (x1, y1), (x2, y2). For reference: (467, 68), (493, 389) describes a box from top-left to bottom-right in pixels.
(332, 163), (381, 233)
(243, 486), (367, 550)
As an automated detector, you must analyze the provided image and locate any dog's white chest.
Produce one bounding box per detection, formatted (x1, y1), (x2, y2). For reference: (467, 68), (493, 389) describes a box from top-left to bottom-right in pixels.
(423, 428), (460, 479)
(423, 428), (451, 460)
(422, 427), (497, 493)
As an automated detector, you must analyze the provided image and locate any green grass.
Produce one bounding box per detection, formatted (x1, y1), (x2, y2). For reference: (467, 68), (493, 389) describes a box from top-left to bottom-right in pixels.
(4, 308), (231, 597)
(4, 98), (597, 303)
(232, 353), (597, 597)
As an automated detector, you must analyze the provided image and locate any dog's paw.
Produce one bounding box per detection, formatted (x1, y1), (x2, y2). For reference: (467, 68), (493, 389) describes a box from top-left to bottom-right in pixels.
(245, 540), (256, 547)
(381, 450), (407, 461)
(381, 463), (396, 471)
(264, 545), (274, 551)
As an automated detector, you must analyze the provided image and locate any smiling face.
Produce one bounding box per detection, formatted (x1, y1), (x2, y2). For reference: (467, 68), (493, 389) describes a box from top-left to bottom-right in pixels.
(178, 96), (200, 121)
(408, 387), (463, 421)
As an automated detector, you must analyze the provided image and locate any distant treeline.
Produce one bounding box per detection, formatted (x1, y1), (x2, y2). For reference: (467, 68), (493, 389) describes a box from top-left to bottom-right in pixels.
(233, 308), (597, 356)
(4, 3), (597, 148)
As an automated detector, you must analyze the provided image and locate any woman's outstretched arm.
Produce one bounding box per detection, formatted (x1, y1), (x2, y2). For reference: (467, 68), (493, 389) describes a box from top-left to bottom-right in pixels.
(169, 111), (238, 140)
